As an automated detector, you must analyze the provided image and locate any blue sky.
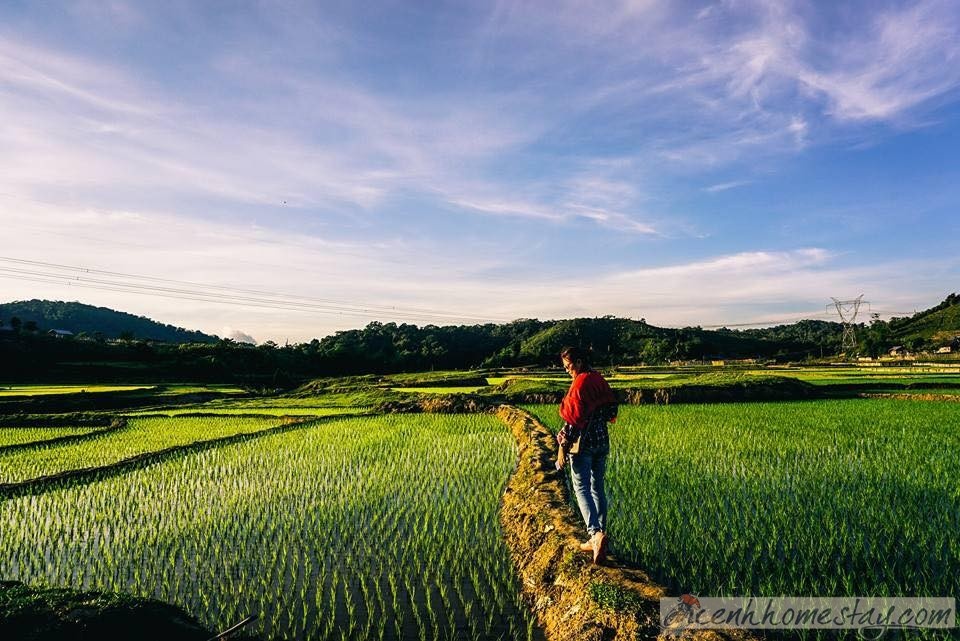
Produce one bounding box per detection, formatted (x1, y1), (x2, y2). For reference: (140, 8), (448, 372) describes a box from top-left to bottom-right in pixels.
(1, 0), (958, 343)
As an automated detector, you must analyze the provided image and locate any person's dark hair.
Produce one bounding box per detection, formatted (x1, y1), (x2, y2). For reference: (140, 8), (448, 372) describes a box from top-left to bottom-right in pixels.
(560, 346), (590, 369)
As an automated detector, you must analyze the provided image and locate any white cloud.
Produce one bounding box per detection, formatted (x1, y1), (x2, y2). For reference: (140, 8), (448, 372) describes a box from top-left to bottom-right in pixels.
(1, 197), (953, 339)
(495, 0), (960, 169)
(1, 3), (958, 341)
(445, 195), (565, 222)
(447, 192), (659, 235)
(507, 248), (954, 328)
(0, 34), (551, 226)
(4, 1), (957, 239)
(704, 180), (752, 193)
(796, 1), (960, 122)
(222, 328), (256, 345)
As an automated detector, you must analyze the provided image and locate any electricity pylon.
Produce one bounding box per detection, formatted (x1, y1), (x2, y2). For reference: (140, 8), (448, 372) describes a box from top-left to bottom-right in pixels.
(827, 295), (869, 356)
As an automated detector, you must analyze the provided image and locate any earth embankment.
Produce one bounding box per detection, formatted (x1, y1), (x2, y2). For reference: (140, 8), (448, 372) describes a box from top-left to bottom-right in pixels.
(496, 405), (752, 641)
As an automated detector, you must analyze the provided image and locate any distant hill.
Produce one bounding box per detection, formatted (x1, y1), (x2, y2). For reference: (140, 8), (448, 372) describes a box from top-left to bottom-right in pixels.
(888, 293), (960, 346)
(0, 300), (219, 343)
(2, 293), (957, 365)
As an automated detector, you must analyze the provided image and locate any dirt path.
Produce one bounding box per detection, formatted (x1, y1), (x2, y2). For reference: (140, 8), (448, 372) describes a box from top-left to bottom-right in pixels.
(496, 405), (752, 641)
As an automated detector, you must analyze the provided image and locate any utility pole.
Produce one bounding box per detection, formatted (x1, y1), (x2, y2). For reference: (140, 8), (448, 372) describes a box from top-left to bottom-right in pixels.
(827, 295), (869, 357)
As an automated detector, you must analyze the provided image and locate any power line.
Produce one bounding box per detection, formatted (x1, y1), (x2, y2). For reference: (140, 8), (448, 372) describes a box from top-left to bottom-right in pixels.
(0, 258), (511, 325)
(0, 268), (503, 325)
(0, 256), (491, 318)
(0, 256), (929, 331)
(697, 315), (833, 329)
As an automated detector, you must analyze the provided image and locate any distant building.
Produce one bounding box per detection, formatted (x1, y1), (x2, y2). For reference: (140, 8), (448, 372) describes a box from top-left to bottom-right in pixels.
(48, 329), (74, 338)
(889, 346), (907, 356)
(936, 346), (953, 354)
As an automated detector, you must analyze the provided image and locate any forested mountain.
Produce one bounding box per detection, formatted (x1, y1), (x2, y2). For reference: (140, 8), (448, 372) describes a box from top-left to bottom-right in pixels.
(0, 300), (218, 343)
(888, 293), (960, 347)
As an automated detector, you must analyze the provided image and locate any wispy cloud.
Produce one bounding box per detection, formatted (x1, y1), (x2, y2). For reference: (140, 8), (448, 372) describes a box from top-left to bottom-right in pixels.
(1, 2), (959, 340)
(704, 180), (752, 193)
(487, 0), (960, 167)
(511, 248), (956, 327)
(5, 1), (958, 233)
(677, 0), (960, 135)
(0, 35), (521, 206)
(3, 193), (955, 339)
(796, 1), (960, 121)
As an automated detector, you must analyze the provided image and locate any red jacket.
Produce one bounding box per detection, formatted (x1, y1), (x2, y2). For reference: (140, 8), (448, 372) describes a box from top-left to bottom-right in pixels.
(559, 370), (617, 429)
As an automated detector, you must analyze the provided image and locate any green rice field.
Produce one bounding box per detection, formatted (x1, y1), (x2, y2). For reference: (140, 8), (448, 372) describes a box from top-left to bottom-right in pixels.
(0, 426), (104, 448)
(0, 415), (284, 483)
(0, 384), (153, 397)
(5, 370), (960, 640)
(525, 400), (960, 608)
(0, 413), (537, 641)
(127, 406), (368, 417)
(390, 386), (486, 394)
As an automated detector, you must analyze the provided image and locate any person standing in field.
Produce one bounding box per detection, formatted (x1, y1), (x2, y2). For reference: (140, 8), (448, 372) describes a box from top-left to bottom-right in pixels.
(555, 346), (618, 564)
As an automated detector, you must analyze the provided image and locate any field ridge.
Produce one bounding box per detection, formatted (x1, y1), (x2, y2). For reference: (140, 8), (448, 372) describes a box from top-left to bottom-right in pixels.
(0, 419), (126, 455)
(496, 405), (752, 641)
(0, 415), (341, 500)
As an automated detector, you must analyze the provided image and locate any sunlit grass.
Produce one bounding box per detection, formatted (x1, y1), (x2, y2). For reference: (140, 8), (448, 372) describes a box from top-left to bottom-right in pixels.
(0, 426), (102, 448)
(524, 400), (960, 607)
(0, 415), (282, 483)
(0, 385), (154, 397)
(0, 414), (538, 641)
(391, 386), (486, 394)
(126, 406), (367, 417)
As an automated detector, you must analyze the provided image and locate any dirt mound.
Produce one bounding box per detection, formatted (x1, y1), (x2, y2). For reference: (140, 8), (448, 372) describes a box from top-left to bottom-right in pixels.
(490, 375), (818, 406)
(622, 376), (817, 405)
(496, 405), (753, 641)
(397, 375), (490, 387)
(377, 394), (494, 414)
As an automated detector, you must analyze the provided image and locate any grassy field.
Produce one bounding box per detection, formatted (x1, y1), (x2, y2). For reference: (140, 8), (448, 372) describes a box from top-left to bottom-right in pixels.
(493, 366), (960, 390)
(524, 400), (960, 610)
(153, 384), (248, 396)
(0, 426), (104, 448)
(0, 384), (155, 397)
(126, 406), (369, 417)
(0, 414), (537, 641)
(5, 368), (960, 640)
(0, 415), (285, 484)
(0, 383), (249, 397)
(390, 386), (487, 394)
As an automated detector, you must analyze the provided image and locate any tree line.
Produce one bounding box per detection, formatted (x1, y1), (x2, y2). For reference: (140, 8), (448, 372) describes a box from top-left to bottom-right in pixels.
(1, 315), (848, 384)
(5, 292), (958, 384)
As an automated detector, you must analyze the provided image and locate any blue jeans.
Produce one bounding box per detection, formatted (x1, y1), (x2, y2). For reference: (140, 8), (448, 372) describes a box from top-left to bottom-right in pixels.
(568, 443), (608, 537)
